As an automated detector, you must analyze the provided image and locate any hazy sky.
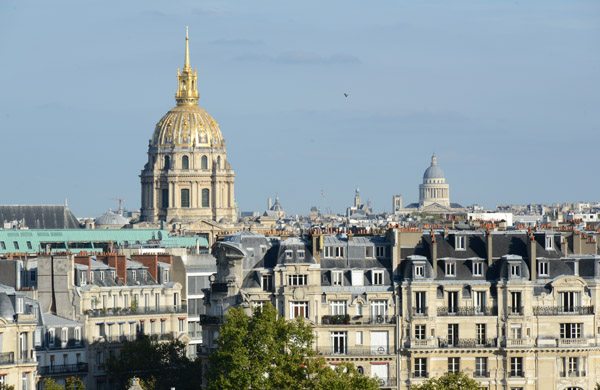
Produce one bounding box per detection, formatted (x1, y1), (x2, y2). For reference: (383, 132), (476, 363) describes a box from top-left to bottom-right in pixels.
(1, 0), (599, 218)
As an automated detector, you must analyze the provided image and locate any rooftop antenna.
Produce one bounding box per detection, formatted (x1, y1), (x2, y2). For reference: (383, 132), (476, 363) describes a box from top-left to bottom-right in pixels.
(110, 198), (126, 214)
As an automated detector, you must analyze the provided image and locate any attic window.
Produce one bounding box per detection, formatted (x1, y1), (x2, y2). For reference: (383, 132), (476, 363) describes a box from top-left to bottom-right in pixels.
(414, 265), (424, 278)
(538, 261), (549, 277)
(445, 262), (456, 277)
(455, 236), (466, 250)
(376, 246), (386, 257)
(285, 250), (293, 259)
(472, 262), (483, 277)
(80, 272), (87, 286)
(297, 250), (305, 259)
(365, 246), (374, 258)
(545, 236), (554, 250)
(247, 248), (255, 258)
(510, 264), (521, 277)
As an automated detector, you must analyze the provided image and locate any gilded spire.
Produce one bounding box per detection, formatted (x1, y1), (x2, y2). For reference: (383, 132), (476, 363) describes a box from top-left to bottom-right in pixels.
(184, 26), (191, 71)
(175, 27), (199, 106)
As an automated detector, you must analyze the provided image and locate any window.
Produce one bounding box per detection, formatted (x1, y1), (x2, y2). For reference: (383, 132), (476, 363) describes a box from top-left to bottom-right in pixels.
(181, 155), (189, 170)
(365, 246), (374, 258)
(16, 298), (23, 313)
(414, 357), (427, 377)
(415, 325), (426, 340)
(330, 300), (347, 315)
(356, 331), (363, 345)
(285, 250), (293, 259)
(510, 357), (523, 377)
(201, 155), (208, 169)
(474, 291), (486, 313)
(448, 357), (460, 374)
(217, 156), (221, 168)
(475, 357), (488, 377)
(510, 263), (521, 277)
(75, 328), (81, 344)
(510, 324), (522, 339)
(476, 324), (486, 345)
(290, 301), (309, 319)
(14, 241), (19, 250)
(559, 291), (580, 313)
(447, 291), (458, 314)
(473, 262), (483, 276)
(372, 270), (384, 285)
(332, 271), (343, 286)
(288, 274), (308, 286)
(351, 270), (363, 286)
(261, 274), (273, 291)
(447, 324), (459, 346)
(538, 261), (549, 276)
(560, 323), (582, 339)
(445, 262), (456, 277)
(331, 331), (347, 354)
(545, 235), (554, 250)
(178, 319), (184, 332)
(455, 235), (466, 250)
(376, 246), (386, 257)
(181, 189), (190, 208)
(371, 300), (388, 317)
(510, 291), (522, 314)
(414, 292), (426, 315)
(414, 265), (424, 278)
(0, 242), (5, 250)
(61, 328), (68, 346)
(22, 373), (28, 390)
(164, 156), (170, 170)
(335, 246), (345, 258)
(201, 189), (210, 207)
(560, 357), (585, 377)
(163, 270), (169, 283)
(48, 328), (55, 347)
(297, 250), (305, 259)
(26, 241), (32, 250)
(161, 188), (169, 208)
(324, 247), (333, 258)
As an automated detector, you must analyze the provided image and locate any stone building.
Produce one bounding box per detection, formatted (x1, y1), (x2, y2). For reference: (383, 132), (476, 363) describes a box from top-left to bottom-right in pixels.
(418, 155), (450, 208)
(199, 227), (600, 390)
(140, 30), (237, 224)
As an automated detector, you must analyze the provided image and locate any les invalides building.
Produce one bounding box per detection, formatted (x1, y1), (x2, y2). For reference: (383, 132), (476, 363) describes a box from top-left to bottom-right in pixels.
(140, 31), (237, 226)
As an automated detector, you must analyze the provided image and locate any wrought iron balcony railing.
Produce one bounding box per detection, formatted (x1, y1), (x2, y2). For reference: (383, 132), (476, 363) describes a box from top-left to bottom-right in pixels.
(86, 305), (187, 318)
(437, 306), (498, 316)
(38, 363), (89, 375)
(533, 306), (593, 316)
(320, 315), (395, 325)
(438, 338), (497, 348)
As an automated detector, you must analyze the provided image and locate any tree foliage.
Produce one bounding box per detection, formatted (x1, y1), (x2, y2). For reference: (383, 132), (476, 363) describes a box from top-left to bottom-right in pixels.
(0, 385), (15, 390)
(410, 372), (482, 390)
(207, 303), (379, 390)
(43, 377), (85, 390)
(105, 335), (202, 390)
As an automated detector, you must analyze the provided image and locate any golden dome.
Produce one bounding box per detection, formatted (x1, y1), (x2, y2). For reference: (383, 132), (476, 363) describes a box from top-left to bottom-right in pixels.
(152, 105), (224, 147)
(151, 28), (225, 148)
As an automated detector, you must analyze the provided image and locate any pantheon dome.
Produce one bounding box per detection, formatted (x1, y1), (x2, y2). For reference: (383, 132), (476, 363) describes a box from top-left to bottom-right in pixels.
(419, 155), (450, 207)
(140, 30), (237, 224)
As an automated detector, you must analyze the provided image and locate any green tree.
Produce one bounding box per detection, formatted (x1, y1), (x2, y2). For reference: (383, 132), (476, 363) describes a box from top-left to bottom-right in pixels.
(42, 377), (85, 390)
(207, 303), (379, 390)
(410, 372), (482, 390)
(105, 335), (202, 390)
(0, 385), (15, 390)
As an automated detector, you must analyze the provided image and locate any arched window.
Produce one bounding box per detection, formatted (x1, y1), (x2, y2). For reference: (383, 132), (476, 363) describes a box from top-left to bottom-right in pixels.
(217, 156), (221, 169)
(201, 155), (208, 170)
(164, 156), (170, 170)
(181, 189), (190, 208)
(202, 189), (210, 208)
(182, 156), (189, 170)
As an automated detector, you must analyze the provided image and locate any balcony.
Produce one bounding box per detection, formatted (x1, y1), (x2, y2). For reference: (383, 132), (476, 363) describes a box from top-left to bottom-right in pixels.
(407, 338), (436, 348)
(558, 338), (588, 346)
(474, 371), (490, 378)
(506, 338), (530, 347)
(533, 306), (593, 316)
(38, 363), (89, 375)
(85, 305), (187, 318)
(560, 370), (586, 377)
(316, 347), (392, 356)
(507, 307), (524, 316)
(509, 371), (524, 378)
(438, 338), (497, 348)
(437, 306), (498, 316)
(199, 315), (223, 325)
(411, 307), (428, 317)
(320, 315), (396, 326)
(0, 352), (14, 365)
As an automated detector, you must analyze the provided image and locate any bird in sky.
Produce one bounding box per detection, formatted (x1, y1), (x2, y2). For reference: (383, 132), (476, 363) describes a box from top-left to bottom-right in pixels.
(344, 93), (349, 97)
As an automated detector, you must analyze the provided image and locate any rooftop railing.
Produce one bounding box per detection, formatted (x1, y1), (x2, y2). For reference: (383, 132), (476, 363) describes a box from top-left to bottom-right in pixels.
(85, 305), (187, 318)
(533, 306), (593, 316)
(320, 315), (396, 325)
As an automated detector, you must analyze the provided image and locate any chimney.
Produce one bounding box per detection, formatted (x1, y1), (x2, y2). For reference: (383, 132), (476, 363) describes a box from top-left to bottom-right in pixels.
(268, 197), (272, 210)
(131, 254), (159, 281)
(431, 234), (438, 278)
(311, 234), (323, 263)
(560, 235), (568, 256)
(486, 229), (493, 266)
(528, 232), (536, 281)
(573, 231), (582, 254)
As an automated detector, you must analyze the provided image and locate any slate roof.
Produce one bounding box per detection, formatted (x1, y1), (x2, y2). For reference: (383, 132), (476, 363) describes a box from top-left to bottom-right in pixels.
(0, 205), (80, 229)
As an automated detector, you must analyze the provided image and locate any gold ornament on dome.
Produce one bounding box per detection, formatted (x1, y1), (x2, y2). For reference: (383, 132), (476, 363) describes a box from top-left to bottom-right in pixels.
(150, 28), (225, 149)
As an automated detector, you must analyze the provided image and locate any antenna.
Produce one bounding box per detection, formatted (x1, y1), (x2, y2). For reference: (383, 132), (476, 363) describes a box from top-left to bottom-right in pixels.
(110, 198), (126, 213)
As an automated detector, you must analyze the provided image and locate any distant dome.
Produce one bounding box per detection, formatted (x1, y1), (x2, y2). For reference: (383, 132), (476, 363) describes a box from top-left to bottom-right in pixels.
(271, 197), (284, 212)
(95, 210), (128, 226)
(423, 155), (445, 180)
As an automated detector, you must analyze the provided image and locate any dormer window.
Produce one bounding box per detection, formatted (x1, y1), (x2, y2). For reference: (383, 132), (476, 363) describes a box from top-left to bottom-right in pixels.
(538, 261), (549, 277)
(248, 248), (255, 258)
(298, 250), (305, 259)
(414, 265), (424, 278)
(332, 271), (343, 286)
(472, 262), (483, 277)
(285, 250), (293, 259)
(455, 236), (466, 250)
(545, 236), (554, 250)
(90, 272), (95, 283)
(372, 270), (384, 285)
(99, 272), (104, 281)
(445, 262), (456, 277)
(510, 264), (521, 277)
(335, 247), (345, 258)
(324, 247), (333, 258)
(132, 271), (137, 281)
(365, 246), (374, 258)
(376, 246), (386, 257)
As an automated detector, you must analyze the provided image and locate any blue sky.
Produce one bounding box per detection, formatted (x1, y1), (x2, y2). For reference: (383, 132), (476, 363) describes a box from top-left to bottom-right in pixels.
(1, 0), (599, 217)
